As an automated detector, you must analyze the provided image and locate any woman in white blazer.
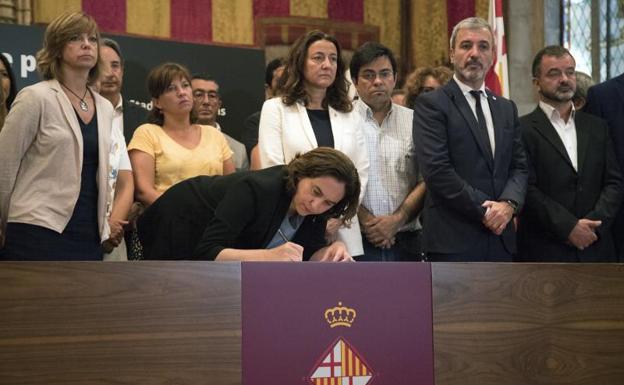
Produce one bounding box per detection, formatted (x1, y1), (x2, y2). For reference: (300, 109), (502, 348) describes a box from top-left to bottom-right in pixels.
(0, 12), (113, 260)
(258, 30), (369, 256)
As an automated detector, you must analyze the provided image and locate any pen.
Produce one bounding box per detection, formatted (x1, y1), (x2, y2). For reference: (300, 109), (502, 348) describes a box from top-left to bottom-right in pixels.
(277, 229), (289, 243)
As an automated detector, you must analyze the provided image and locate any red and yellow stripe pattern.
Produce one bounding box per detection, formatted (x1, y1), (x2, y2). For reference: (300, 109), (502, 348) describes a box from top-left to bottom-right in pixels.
(341, 339), (369, 377)
(31, 0), (398, 51)
(33, 0), (488, 69)
(310, 338), (372, 385)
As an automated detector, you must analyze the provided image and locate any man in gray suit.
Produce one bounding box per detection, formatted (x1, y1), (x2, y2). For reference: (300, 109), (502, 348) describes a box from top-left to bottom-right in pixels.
(412, 17), (528, 261)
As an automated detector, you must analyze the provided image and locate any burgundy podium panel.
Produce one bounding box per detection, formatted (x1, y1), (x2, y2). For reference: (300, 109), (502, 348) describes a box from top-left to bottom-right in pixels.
(242, 263), (434, 385)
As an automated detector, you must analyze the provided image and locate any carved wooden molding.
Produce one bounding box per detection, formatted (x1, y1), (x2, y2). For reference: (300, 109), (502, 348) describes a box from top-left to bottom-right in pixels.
(255, 16), (379, 51)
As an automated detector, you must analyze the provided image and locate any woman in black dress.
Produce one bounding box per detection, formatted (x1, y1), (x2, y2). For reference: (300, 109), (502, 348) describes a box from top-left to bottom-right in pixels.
(138, 147), (360, 262)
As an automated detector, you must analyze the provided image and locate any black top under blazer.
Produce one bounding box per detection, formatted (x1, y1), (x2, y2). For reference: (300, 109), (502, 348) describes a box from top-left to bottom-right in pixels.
(138, 166), (328, 260)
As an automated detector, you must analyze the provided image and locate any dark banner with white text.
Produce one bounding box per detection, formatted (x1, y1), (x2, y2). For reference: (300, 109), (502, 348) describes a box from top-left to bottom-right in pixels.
(1, 22), (265, 140)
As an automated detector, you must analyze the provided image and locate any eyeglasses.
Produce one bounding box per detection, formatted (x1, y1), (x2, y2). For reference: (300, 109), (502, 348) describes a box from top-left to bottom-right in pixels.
(418, 86), (436, 94)
(359, 70), (394, 82)
(193, 90), (220, 101)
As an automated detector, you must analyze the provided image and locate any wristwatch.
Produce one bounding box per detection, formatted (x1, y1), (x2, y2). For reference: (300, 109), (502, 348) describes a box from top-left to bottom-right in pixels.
(504, 199), (519, 214)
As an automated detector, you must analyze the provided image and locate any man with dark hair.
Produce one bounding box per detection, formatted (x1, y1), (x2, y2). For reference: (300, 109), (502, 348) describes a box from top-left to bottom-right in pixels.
(263, 58), (285, 99)
(98, 38), (147, 143)
(241, 58), (285, 170)
(191, 74), (249, 170)
(350, 42), (424, 261)
(412, 17), (528, 261)
(518, 45), (622, 261)
(585, 71), (624, 260)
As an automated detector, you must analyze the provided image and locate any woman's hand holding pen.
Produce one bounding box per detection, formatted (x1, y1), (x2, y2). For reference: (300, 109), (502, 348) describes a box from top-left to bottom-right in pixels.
(270, 242), (304, 261)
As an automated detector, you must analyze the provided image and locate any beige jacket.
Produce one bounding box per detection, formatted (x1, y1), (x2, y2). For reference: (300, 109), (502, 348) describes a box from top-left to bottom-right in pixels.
(0, 79), (113, 243)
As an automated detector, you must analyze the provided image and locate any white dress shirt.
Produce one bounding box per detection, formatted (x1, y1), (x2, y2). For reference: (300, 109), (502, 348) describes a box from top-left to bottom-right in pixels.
(539, 100), (578, 171)
(454, 75), (496, 155)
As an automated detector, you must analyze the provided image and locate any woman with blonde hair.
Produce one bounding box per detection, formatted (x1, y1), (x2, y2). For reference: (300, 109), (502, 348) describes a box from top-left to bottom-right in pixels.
(258, 30), (369, 257)
(0, 12), (114, 260)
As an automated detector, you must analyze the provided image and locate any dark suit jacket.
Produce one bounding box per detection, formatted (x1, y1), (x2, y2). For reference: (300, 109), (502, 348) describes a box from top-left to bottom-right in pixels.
(137, 166), (328, 260)
(412, 79), (528, 258)
(585, 73), (624, 171)
(517, 107), (623, 261)
(122, 98), (148, 144)
(241, 110), (261, 160)
(585, 74), (624, 259)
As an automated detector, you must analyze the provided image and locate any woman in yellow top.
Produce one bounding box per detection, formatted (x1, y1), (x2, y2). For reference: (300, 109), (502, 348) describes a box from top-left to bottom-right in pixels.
(129, 62), (235, 207)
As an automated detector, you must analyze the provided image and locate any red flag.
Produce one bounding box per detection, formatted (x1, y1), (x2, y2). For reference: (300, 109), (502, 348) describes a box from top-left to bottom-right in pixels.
(486, 0), (509, 98)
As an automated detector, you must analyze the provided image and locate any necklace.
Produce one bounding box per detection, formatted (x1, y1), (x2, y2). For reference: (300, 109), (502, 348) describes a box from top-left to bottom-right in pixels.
(60, 82), (89, 111)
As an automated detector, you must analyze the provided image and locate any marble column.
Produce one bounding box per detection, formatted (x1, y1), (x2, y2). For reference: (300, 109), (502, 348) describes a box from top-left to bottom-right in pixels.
(507, 0), (560, 115)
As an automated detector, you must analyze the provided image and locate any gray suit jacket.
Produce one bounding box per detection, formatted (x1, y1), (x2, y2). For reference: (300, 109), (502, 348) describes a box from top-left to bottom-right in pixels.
(223, 132), (249, 171)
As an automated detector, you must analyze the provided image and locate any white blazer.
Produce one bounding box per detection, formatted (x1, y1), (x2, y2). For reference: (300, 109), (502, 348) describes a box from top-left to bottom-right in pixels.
(0, 79), (113, 243)
(258, 97), (369, 256)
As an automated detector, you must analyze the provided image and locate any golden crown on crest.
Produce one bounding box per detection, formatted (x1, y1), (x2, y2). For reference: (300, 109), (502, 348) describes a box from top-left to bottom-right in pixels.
(324, 301), (357, 328)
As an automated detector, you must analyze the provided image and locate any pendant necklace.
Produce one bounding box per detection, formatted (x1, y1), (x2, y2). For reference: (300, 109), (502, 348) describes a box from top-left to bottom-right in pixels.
(61, 82), (89, 111)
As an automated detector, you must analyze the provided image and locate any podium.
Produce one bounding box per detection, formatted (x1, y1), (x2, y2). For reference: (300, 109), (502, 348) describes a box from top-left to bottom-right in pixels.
(1, 262), (623, 385)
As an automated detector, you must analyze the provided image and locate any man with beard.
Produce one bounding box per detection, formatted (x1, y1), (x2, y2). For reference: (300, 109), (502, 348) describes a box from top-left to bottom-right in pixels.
(191, 74), (249, 170)
(412, 17), (528, 261)
(517, 46), (623, 261)
(350, 42), (425, 261)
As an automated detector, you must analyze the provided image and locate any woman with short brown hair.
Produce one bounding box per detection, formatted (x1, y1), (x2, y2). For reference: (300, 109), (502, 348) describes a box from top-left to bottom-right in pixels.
(0, 12), (114, 260)
(128, 62), (235, 207)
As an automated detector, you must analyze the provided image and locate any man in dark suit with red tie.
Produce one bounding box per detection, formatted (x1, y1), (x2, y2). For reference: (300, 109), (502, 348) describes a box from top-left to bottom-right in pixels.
(517, 46), (623, 262)
(412, 17), (528, 261)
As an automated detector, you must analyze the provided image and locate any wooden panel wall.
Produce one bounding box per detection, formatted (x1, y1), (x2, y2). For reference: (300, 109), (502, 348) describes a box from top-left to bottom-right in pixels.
(0, 262), (241, 385)
(432, 263), (624, 385)
(1, 263), (623, 384)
